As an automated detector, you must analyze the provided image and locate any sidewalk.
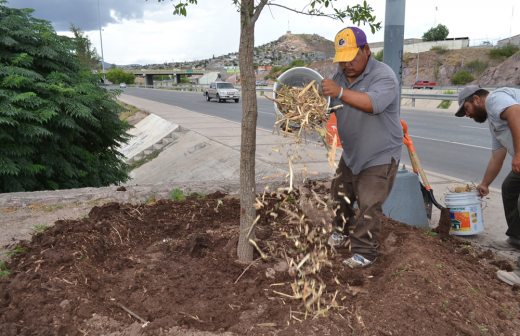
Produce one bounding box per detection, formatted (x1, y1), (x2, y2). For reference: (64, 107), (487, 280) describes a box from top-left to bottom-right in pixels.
(119, 93), (520, 262)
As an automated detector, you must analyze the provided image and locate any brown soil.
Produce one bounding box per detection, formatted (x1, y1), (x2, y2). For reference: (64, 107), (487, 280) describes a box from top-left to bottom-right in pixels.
(1, 185), (520, 336)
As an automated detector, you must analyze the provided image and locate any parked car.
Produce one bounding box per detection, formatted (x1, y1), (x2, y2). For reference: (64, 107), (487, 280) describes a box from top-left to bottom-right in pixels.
(412, 80), (437, 89)
(205, 81), (240, 103)
(255, 80), (268, 86)
(119, 83), (127, 88)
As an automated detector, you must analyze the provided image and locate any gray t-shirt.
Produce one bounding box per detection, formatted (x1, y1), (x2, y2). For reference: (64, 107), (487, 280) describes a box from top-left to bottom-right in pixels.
(486, 87), (520, 155)
(332, 56), (402, 175)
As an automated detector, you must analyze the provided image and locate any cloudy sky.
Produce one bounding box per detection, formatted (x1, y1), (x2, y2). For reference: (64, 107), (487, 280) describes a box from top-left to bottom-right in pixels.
(6, 0), (520, 65)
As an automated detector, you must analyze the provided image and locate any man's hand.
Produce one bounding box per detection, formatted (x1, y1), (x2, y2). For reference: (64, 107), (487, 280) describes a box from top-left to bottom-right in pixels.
(477, 184), (489, 197)
(513, 153), (520, 173)
(321, 79), (342, 99)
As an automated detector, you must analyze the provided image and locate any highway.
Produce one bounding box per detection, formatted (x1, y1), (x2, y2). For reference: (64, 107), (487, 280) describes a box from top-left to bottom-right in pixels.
(121, 87), (512, 189)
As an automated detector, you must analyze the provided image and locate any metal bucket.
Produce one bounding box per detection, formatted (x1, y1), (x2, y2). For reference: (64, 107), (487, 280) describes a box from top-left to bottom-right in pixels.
(272, 67), (330, 117)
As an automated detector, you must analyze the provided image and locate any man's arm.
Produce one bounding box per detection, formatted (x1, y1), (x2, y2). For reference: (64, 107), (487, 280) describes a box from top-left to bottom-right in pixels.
(478, 147), (507, 196)
(321, 79), (373, 113)
(501, 104), (520, 172)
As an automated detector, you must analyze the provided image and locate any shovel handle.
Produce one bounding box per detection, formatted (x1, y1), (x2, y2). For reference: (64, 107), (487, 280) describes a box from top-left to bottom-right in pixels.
(401, 119), (444, 210)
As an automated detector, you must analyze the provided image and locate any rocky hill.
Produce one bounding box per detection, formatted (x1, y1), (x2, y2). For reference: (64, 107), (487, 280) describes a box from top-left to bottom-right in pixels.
(136, 31), (519, 87)
(478, 51), (520, 86)
(311, 48), (520, 87)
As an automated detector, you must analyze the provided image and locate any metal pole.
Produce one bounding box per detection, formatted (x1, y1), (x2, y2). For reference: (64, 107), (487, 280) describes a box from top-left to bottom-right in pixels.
(383, 0), (406, 87)
(415, 51), (419, 82)
(97, 0), (106, 83)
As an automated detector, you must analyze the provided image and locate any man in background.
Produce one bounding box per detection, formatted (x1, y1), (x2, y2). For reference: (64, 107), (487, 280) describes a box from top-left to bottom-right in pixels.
(455, 85), (520, 286)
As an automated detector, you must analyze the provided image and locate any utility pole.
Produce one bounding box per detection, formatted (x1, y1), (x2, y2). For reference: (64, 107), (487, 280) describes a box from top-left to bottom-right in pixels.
(383, 0), (406, 90)
(416, 51), (419, 82)
(97, 0), (106, 83)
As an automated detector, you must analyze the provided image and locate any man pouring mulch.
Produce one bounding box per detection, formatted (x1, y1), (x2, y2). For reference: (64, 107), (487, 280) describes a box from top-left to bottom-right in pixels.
(321, 27), (402, 268)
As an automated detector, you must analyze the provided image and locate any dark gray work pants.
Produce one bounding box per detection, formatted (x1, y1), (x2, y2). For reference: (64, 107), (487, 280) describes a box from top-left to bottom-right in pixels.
(331, 157), (398, 260)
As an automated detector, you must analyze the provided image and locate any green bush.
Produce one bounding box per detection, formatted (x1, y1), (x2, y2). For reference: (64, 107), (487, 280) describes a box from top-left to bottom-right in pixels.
(266, 59), (307, 80)
(106, 68), (135, 84)
(430, 46), (448, 54)
(466, 60), (488, 75)
(489, 44), (520, 59)
(0, 261), (9, 278)
(170, 188), (186, 201)
(0, 3), (129, 192)
(451, 70), (475, 85)
(437, 100), (451, 109)
(374, 49), (384, 61)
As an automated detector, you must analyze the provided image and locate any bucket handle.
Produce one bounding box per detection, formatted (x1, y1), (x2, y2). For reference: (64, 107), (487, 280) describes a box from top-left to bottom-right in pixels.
(480, 198), (488, 210)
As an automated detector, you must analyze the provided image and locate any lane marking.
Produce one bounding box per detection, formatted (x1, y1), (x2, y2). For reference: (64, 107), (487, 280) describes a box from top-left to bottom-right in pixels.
(460, 125), (488, 130)
(410, 134), (491, 150)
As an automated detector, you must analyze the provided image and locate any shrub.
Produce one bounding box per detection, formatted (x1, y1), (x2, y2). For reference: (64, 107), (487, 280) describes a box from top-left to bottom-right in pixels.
(437, 100), (451, 109)
(430, 46), (448, 54)
(374, 49), (384, 61)
(466, 60), (488, 75)
(170, 188), (186, 201)
(451, 70), (475, 85)
(489, 44), (520, 59)
(266, 59), (307, 80)
(0, 3), (129, 192)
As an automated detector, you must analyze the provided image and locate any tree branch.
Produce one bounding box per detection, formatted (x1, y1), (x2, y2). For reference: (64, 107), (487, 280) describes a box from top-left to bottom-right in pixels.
(264, 2), (338, 20)
(252, 0), (269, 23)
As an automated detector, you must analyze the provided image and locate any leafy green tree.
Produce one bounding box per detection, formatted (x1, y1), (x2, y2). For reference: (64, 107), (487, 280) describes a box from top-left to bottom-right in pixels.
(422, 24), (449, 41)
(70, 24), (101, 70)
(0, 2), (129, 192)
(106, 68), (135, 84)
(157, 0), (380, 262)
(374, 49), (383, 61)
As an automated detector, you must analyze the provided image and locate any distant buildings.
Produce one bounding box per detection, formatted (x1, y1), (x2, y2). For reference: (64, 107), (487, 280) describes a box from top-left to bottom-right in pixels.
(497, 34), (520, 47)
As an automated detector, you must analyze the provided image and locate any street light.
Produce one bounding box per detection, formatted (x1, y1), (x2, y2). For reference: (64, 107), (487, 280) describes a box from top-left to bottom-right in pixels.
(97, 0), (106, 83)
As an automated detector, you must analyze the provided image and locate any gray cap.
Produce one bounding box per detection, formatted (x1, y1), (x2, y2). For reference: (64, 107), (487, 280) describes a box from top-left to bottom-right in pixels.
(455, 85), (481, 117)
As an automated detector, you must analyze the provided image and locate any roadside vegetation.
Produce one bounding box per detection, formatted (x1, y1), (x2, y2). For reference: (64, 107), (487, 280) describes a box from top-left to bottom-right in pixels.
(266, 59), (307, 81)
(0, 2), (130, 192)
(451, 70), (475, 85)
(106, 68), (135, 85)
(489, 44), (519, 60)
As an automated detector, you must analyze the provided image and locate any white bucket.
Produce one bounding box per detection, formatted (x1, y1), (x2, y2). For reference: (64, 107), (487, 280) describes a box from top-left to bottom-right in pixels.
(444, 191), (485, 235)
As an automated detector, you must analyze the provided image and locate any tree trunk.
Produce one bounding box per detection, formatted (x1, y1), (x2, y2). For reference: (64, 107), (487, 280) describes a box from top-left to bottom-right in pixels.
(236, 0), (257, 263)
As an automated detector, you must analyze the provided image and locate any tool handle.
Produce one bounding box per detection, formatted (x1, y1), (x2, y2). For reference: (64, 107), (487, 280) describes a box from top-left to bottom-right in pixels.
(410, 151), (431, 190)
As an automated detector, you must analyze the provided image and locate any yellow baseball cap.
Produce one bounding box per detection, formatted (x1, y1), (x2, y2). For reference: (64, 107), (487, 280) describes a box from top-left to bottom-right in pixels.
(333, 27), (367, 63)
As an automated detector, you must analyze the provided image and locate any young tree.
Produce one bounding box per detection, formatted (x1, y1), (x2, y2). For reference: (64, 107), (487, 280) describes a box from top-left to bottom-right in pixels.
(0, 2), (129, 192)
(70, 24), (101, 70)
(422, 24), (449, 42)
(156, 0), (380, 262)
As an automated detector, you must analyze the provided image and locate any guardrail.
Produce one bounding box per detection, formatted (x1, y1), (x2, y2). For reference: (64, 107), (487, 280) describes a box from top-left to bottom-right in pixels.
(400, 93), (458, 108)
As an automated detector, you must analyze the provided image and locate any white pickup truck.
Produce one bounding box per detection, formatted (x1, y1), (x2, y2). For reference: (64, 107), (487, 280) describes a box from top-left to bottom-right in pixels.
(205, 81), (240, 103)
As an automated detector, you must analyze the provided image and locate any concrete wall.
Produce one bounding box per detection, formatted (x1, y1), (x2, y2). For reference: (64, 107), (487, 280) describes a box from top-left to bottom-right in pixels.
(371, 38), (469, 54)
(497, 34), (520, 47)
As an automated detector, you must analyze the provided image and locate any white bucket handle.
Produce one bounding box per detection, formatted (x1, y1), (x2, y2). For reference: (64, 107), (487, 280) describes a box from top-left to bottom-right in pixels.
(480, 198), (487, 210)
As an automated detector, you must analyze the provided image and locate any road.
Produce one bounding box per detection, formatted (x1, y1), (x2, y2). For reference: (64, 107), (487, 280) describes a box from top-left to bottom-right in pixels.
(121, 87), (512, 189)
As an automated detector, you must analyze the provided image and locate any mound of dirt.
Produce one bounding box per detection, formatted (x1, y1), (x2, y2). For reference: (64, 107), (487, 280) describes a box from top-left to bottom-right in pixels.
(1, 188), (519, 335)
